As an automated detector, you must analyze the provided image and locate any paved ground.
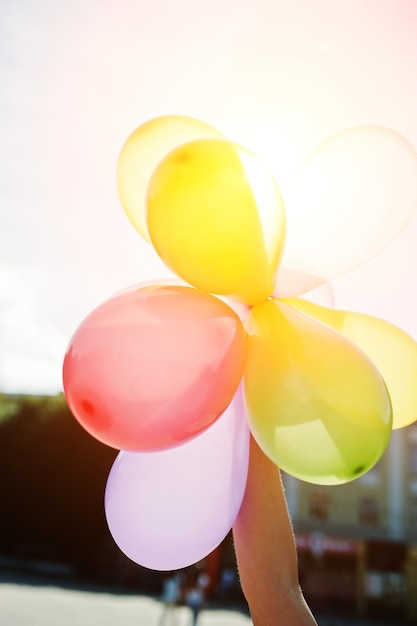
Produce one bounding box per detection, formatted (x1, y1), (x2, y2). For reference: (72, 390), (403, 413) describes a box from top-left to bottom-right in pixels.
(0, 575), (249, 626)
(0, 570), (406, 626)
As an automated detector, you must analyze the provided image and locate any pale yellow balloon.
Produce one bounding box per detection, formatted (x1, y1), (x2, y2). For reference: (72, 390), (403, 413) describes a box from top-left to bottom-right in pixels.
(116, 115), (223, 241)
(243, 299), (392, 485)
(146, 138), (286, 305)
(285, 297), (417, 429)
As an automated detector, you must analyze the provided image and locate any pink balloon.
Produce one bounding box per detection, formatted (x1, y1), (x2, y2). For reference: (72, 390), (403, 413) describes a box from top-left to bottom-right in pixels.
(104, 388), (250, 571)
(63, 285), (246, 450)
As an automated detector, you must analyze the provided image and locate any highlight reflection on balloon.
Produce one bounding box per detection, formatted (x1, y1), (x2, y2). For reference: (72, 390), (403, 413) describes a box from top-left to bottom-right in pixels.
(243, 299), (392, 485)
(63, 284), (246, 451)
(104, 389), (250, 571)
(147, 138), (286, 305)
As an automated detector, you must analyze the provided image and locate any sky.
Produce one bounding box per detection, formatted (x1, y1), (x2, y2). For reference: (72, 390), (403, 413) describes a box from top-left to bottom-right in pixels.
(1, 0), (417, 395)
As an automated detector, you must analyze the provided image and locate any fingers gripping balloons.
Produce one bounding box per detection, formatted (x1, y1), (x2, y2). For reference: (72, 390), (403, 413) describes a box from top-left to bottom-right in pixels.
(105, 391), (250, 571)
(243, 299), (392, 485)
(63, 285), (246, 450)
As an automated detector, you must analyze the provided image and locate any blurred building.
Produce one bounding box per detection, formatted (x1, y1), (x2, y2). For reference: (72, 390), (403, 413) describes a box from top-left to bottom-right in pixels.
(283, 421), (417, 622)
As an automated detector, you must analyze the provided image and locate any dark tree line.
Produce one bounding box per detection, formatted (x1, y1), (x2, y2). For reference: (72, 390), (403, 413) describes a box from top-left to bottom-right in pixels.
(0, 393), (120, 580)
(0, 394), (242, 599)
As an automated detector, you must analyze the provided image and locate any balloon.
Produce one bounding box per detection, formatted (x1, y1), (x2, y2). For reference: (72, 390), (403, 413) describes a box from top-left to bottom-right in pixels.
(276, 126), (417, 297)
(63, 284), (246, 450)
(116, 115), (223, 241)
(285, 297), (417, 430)
(146, 138), (286, 305)
(274, 270), (335, 307)
(104, 388), (250, 571)
(243, 299), (392, 485)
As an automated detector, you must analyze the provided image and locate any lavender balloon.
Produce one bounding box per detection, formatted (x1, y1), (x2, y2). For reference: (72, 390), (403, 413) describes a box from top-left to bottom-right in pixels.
(104, 388), (250, 571)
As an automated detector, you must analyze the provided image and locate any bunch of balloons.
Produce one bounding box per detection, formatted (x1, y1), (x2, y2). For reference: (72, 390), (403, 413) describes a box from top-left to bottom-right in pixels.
(63, 115), (417, 571)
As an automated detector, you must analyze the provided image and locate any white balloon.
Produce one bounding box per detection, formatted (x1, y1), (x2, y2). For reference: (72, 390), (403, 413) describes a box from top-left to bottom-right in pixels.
(276, 126), (417, 297)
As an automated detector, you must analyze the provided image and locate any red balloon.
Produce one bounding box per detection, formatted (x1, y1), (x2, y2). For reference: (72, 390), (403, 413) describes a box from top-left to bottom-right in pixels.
(62, 285), (246, 450)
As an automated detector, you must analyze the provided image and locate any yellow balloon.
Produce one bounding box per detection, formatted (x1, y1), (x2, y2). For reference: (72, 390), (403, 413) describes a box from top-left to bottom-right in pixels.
(243, 299), (392, 485)
(285, 297), (417, 430)
(147, 139), (286, 305)
(116, 115), (223, 241)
